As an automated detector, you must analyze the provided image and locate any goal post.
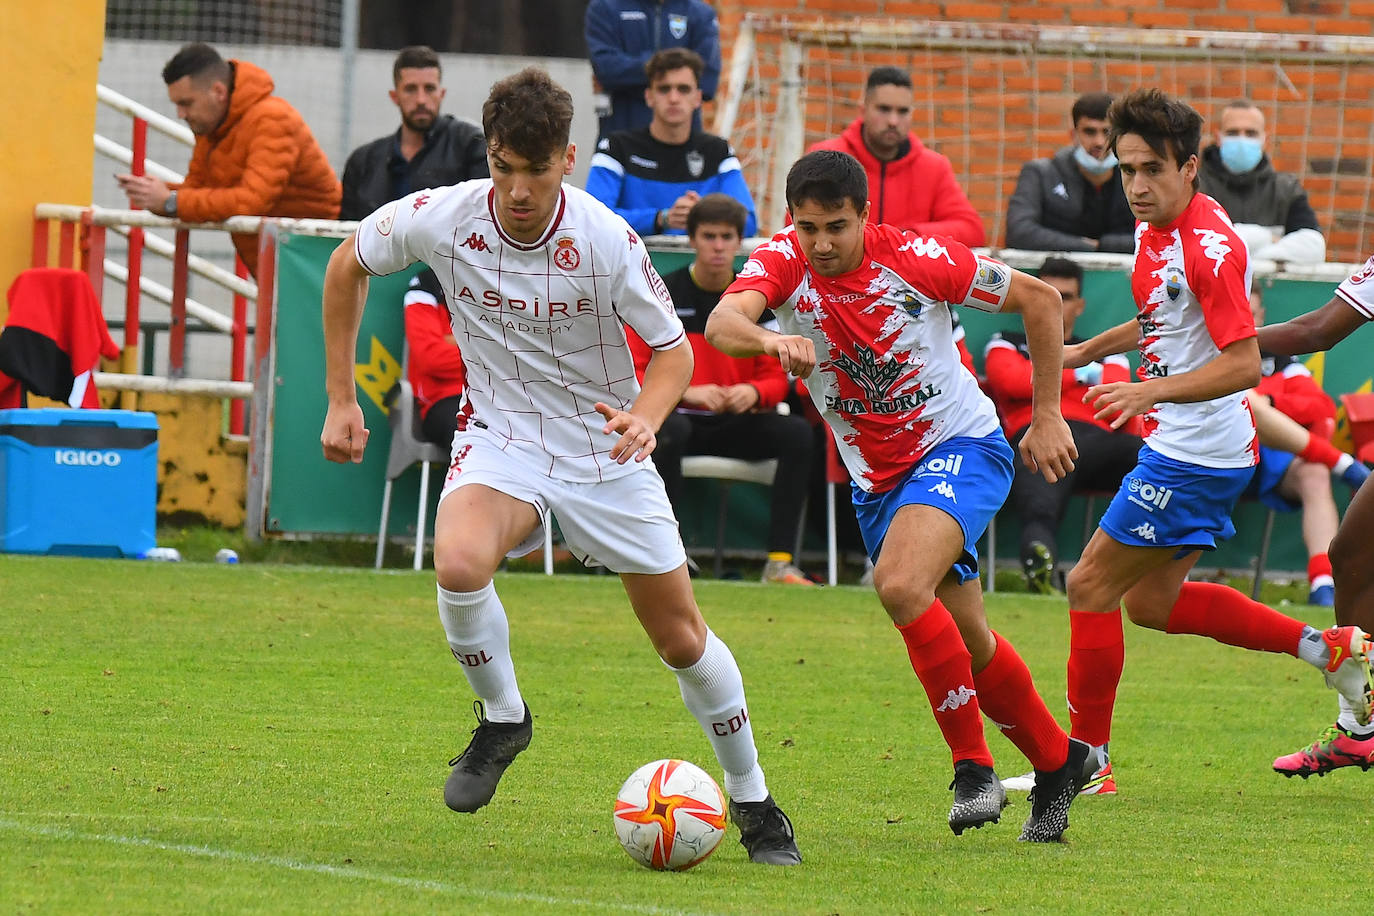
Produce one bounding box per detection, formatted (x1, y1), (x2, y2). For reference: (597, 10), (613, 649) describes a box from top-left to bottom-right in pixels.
(714, 14), (1374, 261)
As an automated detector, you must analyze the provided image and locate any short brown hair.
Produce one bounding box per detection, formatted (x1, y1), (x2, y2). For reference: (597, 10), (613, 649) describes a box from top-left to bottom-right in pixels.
(1108, 88), (1203, 187)
(162, 42), (230, 86)
(393, 46), (441, 84)
(482, 67), (573, 163)
(687, 193), (748, 238)
(645, 48), (703, 87)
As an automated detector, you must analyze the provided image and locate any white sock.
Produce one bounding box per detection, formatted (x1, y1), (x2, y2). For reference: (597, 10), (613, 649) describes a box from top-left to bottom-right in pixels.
(670, 629), (768, 803)
(1333, 453), (1355, 475)
(1297, 626), (1328, 670)
(437, 582), (524, 722)
(1336, 694), (1370, 735)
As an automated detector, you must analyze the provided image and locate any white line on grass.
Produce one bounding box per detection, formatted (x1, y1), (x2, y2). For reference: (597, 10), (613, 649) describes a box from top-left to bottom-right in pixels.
(0, 818), (722, 915)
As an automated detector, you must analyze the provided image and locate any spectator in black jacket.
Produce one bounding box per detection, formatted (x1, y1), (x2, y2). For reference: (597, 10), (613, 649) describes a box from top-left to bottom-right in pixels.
(1005, 92), (1137, 253)
(339, 46), (488, 220)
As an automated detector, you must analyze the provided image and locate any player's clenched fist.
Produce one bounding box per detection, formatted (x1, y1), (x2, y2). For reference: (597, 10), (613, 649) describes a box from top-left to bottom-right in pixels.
(321, 402), (370, 464)
(767, 334), (816, 378)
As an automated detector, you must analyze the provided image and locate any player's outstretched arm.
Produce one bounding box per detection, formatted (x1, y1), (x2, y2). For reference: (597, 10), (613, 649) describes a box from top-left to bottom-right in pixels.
(1085, 336), (1261, 429)
(320, 233), (372, 464)
(1257, 295), (1366, 356)
(1002, 270), (1077, 482)
(1062, 318), (1140, 369)
(706, 290), (816, 378)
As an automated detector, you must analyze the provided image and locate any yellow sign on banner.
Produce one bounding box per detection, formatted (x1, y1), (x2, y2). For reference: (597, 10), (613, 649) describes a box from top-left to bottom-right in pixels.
(354, 336), (401, 414)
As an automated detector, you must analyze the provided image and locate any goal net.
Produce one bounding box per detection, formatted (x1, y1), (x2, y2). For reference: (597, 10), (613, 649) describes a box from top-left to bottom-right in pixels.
(714, 15), (1374, 263)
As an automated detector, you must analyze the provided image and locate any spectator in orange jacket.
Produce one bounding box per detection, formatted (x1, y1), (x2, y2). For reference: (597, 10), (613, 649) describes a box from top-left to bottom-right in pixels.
(983, 257), (1139, 593)
(403, 268), (466, 449)
(116, 43), (341, 277)
(628, 194), (815, 584)
(808, 67), (984, 246)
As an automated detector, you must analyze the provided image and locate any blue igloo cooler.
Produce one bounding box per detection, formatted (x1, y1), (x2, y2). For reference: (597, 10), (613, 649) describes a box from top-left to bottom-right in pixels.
(0, 408), (158, 557)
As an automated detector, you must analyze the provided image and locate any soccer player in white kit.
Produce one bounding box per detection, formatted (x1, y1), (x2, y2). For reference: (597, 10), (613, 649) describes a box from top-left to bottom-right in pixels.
(707, 149), (1093, 842)
(1258, 254), (1374, 775)
(319, 68), (800, 865)
(1058, 88), (1374, 792)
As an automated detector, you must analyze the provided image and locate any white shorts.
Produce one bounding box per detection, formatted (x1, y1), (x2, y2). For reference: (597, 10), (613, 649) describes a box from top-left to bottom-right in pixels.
(439, 428), (687, 575)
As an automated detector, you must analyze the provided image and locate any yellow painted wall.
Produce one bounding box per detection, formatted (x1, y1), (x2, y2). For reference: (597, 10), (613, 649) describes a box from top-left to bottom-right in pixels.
(0, 1), (106, 317)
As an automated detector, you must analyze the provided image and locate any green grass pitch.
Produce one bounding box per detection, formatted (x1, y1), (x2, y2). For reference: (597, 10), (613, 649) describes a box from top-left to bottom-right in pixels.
(1, 555), (1365, 914)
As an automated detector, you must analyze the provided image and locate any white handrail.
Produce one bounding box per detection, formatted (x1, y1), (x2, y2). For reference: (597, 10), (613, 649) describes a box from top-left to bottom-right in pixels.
(102, 260), (235, 334)
(97, 84), (194, 145)
(93, 372), (252, 398)
(34, 203), (359, 238)
(107, 223), (256, 300)
(94, 134), (185, 184)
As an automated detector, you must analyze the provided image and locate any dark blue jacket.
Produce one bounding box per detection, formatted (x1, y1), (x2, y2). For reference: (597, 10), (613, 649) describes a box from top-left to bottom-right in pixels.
(585, 128), (757, 237)
(585, 0), (721, 137)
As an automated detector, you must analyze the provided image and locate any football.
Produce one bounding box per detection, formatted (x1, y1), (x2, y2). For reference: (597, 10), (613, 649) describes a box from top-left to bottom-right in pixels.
(613, 759), (728, 871)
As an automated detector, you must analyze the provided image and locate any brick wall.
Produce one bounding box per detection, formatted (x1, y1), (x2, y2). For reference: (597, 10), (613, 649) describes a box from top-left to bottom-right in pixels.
(711, 2), (1374, 261)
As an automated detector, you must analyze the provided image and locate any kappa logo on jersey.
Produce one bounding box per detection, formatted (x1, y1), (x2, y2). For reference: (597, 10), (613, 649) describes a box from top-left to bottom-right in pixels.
(1348, 256), (1374, 285)
(627, 229), (639, 247)
(898, 236), (955, 265)
(461, 232), (491, 252)
(1130, 521), (1158, 542)
(1193, 228), (1232, 277)
(1052, 182), (1069, 199)
(937, 685), (976, 712)
(828, 344), (941, 415)
(737, 259), (766, 280)
(1127, 477), (1174, 511)
(757, 237), (798, 260)
(412, 193), (430, 213)
(928, 480), (958, 502)
(375, 201), (396, 237)
(554, 237), (581, 271)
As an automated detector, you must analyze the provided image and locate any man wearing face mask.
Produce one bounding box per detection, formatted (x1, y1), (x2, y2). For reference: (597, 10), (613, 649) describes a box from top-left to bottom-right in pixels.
(1198, 100), (1325, 264)
(1005, 92), (1137, 253)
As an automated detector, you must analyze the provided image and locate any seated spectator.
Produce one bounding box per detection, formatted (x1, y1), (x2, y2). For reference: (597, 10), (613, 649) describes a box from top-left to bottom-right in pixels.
(1005, 92), (1137, 253)
(585, 48), (756, 237)
(628, 194), (814, 584)
(808, 67), (984, 245)
(115, 42), (340, 277)
(340, 46), (489, 221)
(1243, 287), (1367, 606)
(584, 0), (721, 139)
(402, 268), (466, 450)
(1198, 100), (1325, 263)
(984, 257), (1140, 592)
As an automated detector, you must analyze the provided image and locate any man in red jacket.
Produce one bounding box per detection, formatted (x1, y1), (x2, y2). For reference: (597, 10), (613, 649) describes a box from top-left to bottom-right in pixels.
(808, 67), (984, 246)
(630, 194), (815, 584)
(984, 257), (1139, 598)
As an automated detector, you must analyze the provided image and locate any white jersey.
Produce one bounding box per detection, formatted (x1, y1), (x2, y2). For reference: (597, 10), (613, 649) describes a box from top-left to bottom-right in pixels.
(355, 182), (685, 482)
(1130, 193), (1258, 469)
(1335, 254), (1374, 321)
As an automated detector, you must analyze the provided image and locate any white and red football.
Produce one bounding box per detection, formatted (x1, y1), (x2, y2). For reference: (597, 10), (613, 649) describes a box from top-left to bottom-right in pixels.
(612, 759), (727, 871)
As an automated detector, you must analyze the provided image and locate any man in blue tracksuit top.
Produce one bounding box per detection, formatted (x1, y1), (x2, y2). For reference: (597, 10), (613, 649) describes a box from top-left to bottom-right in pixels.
(585, 0), (721, 139)
(585, 48), (758, 238)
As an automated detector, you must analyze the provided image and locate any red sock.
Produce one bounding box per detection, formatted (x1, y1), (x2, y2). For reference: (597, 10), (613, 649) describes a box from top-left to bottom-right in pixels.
(895, 600), (993, 767)
(1165, 582), (1305, 655)
(974, 632), (1069, 772)
(1309, 553), (1333, 586)
(1067, 608), (1124, 747)
(1300, 433), (1343, 470)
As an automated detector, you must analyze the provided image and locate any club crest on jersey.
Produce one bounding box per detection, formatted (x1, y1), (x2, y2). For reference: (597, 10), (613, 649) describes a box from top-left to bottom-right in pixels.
(898, 292), (925, 318)
(375, 201), (396, 237)
(1165, 267), (1184, 301)
(668, 13), (688, 38)
(554, 237), (581, 271)
(685, 149), (704, 178)
(827, 344), (941, 415)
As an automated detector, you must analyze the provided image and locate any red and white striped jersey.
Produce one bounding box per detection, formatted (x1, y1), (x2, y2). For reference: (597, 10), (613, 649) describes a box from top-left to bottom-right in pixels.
(1335, 253), (1374, 321)
(1130, 192), (1258, 469)
(355, 182), (685, 482)
(726, 222), (1006, 492)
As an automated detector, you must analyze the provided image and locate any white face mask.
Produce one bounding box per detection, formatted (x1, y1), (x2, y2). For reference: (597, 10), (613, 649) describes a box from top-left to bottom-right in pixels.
(1073, 144), (1118, 176)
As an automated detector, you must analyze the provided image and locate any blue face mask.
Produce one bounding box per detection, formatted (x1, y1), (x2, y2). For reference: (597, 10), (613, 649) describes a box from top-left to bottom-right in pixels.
(1220, 136), (1263, 174)
(1073, 144), (1118, 176)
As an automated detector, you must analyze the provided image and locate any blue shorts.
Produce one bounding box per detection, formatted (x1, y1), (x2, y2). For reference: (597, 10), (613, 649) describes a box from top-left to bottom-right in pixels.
(1099, 446), (1255, 551)
(1242, 446), (1300, 512)
(852, 431), (1014, 585)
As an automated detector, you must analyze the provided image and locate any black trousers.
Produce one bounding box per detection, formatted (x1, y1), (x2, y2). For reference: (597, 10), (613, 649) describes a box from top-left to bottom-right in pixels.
(656, 411), (815, 555)
(1009, 420), (1143, 564)
(421, 395), (465, 451)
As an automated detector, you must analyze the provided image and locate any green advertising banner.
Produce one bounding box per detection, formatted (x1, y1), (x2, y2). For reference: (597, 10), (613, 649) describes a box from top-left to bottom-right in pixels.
(268, 233), (1374, 574)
